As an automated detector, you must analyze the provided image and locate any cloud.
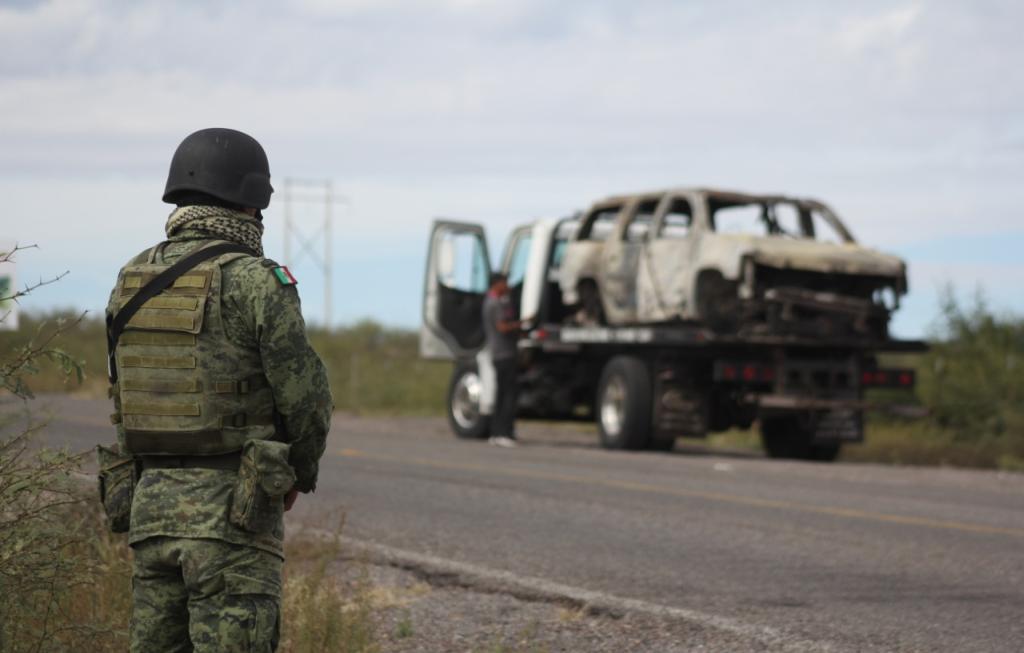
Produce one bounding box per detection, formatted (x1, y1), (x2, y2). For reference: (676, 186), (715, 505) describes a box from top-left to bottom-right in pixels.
(837, 4), (921, 53)
(1, 1), (1022, 331)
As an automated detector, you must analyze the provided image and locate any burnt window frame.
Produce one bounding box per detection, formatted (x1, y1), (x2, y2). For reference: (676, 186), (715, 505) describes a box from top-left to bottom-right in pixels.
(653, 194), (695, 239)
(576, 203), (626, 242)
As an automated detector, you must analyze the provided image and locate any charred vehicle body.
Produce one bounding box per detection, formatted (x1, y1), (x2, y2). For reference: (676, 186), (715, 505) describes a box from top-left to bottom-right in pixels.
(557, 188), (907, 339)
(420, 189), (923, 461)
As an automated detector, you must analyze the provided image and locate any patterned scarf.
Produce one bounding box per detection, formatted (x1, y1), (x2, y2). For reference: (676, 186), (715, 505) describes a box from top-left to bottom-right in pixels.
(165, 205), (264, 256)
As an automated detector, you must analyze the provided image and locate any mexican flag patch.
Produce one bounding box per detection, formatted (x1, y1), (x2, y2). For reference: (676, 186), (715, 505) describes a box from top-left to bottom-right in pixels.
(272, 266), (298, 286)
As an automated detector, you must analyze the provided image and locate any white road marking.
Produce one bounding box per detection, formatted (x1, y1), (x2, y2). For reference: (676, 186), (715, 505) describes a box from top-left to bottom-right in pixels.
(317, 530), (836, 653)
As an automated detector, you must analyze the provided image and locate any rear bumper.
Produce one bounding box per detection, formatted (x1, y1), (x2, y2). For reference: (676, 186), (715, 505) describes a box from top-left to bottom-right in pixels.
(747, 393), (927, 417)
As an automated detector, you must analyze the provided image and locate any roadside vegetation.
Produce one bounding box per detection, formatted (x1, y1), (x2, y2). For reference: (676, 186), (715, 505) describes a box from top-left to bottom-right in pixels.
(0, 313), (452, 414)
(3, 286), (1022, 471)
(849, 289), (1024, 470)
(3, 245), (1018, 651)
(307, 321), (451, 414)
(0, 353), (383, 652)
(0, 250), (382, 651)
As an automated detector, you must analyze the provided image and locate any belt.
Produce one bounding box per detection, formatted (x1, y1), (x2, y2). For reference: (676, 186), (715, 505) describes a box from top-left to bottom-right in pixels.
(140, 451), (241, 471)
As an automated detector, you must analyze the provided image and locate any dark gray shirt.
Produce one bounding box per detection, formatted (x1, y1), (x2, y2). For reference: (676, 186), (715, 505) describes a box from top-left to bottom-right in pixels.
(483, 292), (518, 361)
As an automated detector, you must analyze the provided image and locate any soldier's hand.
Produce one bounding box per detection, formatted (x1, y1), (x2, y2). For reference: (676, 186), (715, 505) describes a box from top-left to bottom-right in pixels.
(283, 487), (299, 512)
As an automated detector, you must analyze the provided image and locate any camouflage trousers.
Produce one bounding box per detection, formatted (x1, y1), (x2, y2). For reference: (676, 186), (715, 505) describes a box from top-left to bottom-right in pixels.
(131, 536), (282, 653)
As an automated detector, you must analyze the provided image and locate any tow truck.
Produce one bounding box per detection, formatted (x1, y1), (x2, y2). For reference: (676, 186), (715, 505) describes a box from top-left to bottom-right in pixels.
(420, 216), (925, 461)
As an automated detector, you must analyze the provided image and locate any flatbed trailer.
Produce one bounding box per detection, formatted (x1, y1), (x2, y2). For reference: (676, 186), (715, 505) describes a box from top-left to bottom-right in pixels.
(421, 218), (926, 460)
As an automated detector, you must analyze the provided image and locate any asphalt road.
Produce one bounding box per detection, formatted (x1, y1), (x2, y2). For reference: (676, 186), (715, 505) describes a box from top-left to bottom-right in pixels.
(19, 395), (1024, 652)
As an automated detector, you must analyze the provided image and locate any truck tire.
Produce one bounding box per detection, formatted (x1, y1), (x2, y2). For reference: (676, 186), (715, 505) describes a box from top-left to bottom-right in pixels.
(808, 442), (842, 462)
(760, 416), (841, 462)
(596, 356), (652, 450)
(447, 365), (490, 440)
(647, 434), (676, 452)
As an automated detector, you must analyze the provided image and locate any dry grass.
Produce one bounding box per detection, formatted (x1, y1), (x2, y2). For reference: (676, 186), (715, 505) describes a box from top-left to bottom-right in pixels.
(844, 420), (1024, 470)
(1, 261), (385, 651)
(707, 421), (1024, 471)
(0, 467), (382, 652)
(554, 606), (588, 624)
(279, 523), (381, 653)
(0, 495), (133, 653)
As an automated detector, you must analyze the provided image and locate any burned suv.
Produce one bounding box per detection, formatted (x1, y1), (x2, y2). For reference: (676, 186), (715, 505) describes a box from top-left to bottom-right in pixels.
(557, 188), (907, 338)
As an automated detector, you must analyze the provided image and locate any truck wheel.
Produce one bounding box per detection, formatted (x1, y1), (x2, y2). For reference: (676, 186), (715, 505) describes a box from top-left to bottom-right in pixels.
(596, 356), (652, 450)
(647, 434), (676, 452)
(760, 417), (841, 462)
(447, 365), (490, 439)
(808, 442), (841, 462)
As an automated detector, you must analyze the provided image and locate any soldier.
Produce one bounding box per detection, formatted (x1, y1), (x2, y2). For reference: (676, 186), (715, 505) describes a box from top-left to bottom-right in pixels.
(99, 127), (333, 652)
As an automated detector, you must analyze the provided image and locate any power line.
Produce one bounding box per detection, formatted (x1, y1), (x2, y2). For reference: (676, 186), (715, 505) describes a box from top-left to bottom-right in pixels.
(282, 178), (349, 327)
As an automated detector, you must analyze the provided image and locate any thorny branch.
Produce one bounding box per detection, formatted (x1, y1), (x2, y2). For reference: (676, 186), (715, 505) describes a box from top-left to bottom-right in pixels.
(0, 243), (70, 307)
(1, 311), (87, 398)
(0, 244), (128, 652)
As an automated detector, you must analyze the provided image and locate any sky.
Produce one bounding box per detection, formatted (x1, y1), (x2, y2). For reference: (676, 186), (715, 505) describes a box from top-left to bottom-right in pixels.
(1, 0), (1022, 338)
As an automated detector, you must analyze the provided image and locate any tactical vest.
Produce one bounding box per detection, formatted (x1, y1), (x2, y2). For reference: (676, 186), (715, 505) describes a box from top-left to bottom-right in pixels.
(111, 243), (276, 455)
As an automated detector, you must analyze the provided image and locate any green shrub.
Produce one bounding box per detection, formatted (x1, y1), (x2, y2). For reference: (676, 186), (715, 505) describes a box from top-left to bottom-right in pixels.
(308, 320), (450, 415)
(0, 250), (130, 651)
(859, 287), (1024, 468)
(0, 251), (381, 651)
(918, 288), (1024, 440)
(2, 312), (452, 413)
(280, 525), (380, 653)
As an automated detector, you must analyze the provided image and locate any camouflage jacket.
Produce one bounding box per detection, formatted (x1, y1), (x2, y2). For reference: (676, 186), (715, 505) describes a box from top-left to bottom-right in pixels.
(106, 228), (333, 555)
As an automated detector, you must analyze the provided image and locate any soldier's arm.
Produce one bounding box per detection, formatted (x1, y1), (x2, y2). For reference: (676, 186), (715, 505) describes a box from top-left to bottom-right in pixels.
(239, 260), (333, 493)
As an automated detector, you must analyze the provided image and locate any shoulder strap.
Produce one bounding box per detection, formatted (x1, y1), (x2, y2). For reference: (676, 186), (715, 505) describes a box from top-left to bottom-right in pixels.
(107, 242), (256, 383)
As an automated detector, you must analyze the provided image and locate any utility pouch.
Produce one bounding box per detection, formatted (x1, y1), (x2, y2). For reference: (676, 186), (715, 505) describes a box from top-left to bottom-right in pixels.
(97, 444), (137, 533)
(229, 439), (295, 534)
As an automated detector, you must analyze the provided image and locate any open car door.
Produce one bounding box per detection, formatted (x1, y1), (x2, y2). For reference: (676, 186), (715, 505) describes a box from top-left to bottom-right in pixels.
(420, 219), (492, 360)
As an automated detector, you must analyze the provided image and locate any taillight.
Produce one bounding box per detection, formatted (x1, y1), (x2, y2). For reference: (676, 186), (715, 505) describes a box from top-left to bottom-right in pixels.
(715, 361), (775, 383)
(861, 368), (915, 388)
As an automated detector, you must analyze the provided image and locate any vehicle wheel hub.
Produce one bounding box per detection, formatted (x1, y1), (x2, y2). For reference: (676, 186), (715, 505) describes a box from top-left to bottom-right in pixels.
(452, 371), (482, 429)
(600, 375), (627, 437)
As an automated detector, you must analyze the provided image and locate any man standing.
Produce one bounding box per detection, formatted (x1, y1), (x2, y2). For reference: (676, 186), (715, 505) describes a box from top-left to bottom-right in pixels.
(482, 273), (521, 447)
(101, 128), (332, 652)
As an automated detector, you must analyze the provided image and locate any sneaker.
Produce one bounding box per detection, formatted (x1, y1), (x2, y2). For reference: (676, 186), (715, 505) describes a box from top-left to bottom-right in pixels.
(488, 436), (518, 448)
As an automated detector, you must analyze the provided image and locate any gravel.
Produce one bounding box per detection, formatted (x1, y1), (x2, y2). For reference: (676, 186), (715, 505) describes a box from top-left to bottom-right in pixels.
(328, 557), (783, 653)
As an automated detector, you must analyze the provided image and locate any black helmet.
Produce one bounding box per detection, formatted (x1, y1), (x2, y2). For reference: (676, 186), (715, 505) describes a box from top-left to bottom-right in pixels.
(162, 128), (274, 209)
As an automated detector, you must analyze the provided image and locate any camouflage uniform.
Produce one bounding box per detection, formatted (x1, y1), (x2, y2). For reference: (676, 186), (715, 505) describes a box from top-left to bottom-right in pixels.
(106, 207), (333, 652)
